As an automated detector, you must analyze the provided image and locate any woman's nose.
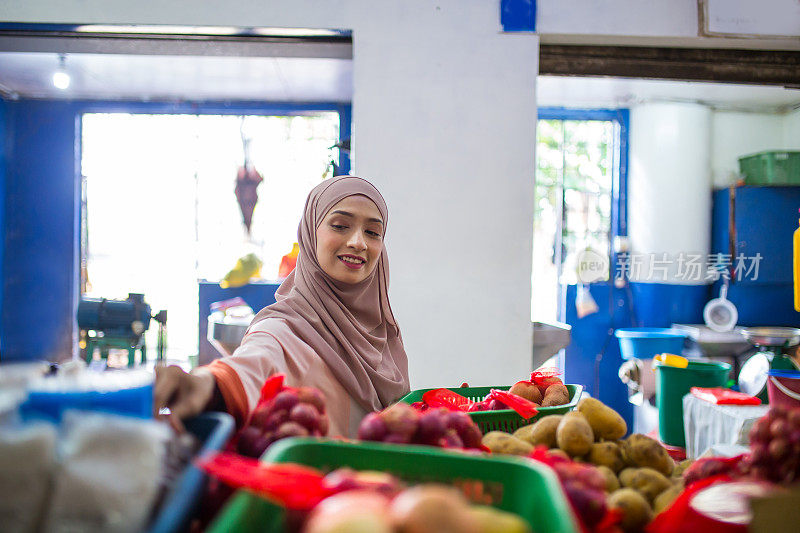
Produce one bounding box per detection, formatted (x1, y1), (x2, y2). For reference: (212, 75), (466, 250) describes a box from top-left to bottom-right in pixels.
(347, 230), (366, 250)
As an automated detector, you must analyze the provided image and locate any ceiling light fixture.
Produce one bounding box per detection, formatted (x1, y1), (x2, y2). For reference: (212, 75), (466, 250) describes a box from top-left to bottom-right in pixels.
(52, 54), (70, 90)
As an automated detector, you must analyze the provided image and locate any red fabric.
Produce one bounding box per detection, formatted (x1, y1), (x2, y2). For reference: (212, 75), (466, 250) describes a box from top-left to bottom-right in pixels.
(206, 360), (251, 427)
(197, 452), (330, 510)
(690, 387), (761, 405)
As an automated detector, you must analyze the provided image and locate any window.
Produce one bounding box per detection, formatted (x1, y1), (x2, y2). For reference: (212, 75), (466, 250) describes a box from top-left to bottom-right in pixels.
(532, 109), (628, 322)
(80, 111), (341, 361)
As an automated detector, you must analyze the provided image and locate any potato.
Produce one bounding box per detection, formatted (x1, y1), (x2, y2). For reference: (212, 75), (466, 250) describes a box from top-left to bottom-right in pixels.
(469, 505), (532, 533)
(541, 384), (570, 407)
(482, 431), (534, 456)
(587, 441), (626, 473)
(671, 459), (693, 479)
(547, 449), (570, 460)
(508, 381), (543, 405)
(576, 397), (627, 441)
(622, 434), (674, 476)
(618, 467), (672, 503)
(607, 488), (653, 532)
(514, 415), (562, 448)
(556, 412), (594, 457)
(653, 485), (683, 514)
(596, 465), (620, 492)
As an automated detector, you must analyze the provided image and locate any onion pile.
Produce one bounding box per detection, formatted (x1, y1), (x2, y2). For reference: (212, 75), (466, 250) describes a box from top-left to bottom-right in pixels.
(548, 457), (608, 528)
(236, 387), (329, 458)
(740, 405), (800, 484)
(357, 403), (483, 450)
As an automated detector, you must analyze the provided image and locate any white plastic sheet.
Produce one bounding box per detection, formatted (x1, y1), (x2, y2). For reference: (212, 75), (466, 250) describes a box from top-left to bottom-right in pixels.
(682, 392), (768, 458)
(44, 411), (169, 533)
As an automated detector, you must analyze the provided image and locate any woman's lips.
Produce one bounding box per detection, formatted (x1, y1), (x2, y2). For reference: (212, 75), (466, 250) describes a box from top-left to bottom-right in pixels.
(338, 255), (365, 270)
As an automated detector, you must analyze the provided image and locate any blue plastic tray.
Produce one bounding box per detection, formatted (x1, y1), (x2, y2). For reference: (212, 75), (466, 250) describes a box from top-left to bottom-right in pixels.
(20, 383), (153, 422)
(148, 411), (235, 533)
(615, 327), (687, 361)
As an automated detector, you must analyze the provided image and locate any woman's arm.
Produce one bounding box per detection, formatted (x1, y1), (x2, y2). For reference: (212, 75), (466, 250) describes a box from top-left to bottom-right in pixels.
(153, 365), (216, 431)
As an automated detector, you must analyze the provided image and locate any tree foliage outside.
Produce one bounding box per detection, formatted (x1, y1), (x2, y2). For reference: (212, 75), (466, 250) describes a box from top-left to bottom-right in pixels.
(533, 119), (614, 320)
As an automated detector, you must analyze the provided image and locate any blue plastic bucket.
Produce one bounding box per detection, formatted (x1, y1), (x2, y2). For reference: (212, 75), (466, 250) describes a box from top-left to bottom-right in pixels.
(615, 328), (687, 361)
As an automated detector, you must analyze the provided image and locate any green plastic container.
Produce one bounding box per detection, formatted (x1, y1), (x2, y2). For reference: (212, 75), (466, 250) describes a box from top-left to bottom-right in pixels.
(738, 151), (800, 186)
(207, 437), (580, 533)
(655, 360), (731, 447)
(398, 384), (583, 434)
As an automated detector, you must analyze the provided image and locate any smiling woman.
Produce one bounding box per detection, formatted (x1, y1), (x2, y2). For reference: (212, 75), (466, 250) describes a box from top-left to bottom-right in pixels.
(316, 195), (385, 285)
(154, 176), (410, 438)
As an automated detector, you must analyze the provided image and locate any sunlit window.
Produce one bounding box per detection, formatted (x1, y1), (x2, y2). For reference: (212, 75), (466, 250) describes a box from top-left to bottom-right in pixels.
(80, 112), (340, 360)
(533, 119), (615, 321)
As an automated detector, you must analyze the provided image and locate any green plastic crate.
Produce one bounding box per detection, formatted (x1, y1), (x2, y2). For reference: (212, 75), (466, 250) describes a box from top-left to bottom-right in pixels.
(208, 437), (580, 533)
(739, 151), (800, 186)
(398, 384), (583, 434)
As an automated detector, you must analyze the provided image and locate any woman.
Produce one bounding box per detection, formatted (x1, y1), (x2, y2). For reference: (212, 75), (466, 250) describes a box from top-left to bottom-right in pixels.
(154, 176), (410, 437)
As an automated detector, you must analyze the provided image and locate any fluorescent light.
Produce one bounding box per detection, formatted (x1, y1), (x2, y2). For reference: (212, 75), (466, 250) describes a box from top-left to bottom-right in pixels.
(74, 24), (241, 35)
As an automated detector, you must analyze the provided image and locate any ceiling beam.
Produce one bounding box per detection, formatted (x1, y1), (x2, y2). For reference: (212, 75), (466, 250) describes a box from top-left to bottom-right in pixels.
(539, 45), (800, 87)
(0, 34), (352, 59)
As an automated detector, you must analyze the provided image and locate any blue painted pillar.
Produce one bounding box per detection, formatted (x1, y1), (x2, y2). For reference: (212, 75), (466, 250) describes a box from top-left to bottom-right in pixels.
(563, 282), (634, 431)
(0, 97), (7, 341)
(3, 100), (79, 362)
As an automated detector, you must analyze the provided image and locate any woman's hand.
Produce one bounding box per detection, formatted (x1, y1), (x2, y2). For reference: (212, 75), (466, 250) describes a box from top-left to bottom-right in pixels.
(153, 365), (216, 431)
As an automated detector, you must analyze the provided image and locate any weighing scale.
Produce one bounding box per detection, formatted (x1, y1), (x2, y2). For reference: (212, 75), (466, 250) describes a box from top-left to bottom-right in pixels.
(738, 327), (800, 400)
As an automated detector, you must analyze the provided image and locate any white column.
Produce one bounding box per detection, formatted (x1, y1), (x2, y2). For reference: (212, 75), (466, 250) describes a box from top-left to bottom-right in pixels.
(628, 102), (712, 283)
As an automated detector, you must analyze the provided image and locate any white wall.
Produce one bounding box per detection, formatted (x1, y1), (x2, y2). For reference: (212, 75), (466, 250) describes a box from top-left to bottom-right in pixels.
(538, 0), (698, 38)
(711, 112), (785, 188)
(536, 0), (800, 50)
(784, 108), (800, 150)
(1, 0), (539, 389)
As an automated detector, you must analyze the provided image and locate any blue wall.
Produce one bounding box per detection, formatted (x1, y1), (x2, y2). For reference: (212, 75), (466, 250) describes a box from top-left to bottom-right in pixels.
(3, 101), (80, 362)
(0, 98), (6, 344)
(711, 186), (800, 327)
(562, 281), (708, 432)
(1, 99), (350, 363)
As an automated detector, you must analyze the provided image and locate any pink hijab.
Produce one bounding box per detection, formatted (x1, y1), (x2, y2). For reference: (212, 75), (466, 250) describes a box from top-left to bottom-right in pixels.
(249, 176), (410, 411)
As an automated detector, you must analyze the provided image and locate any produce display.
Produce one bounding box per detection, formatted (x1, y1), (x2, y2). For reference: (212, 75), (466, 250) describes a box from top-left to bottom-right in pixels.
(480, 396), (691, 532)
(236, 380), (330, 459)
(207, 388), (800, 532)
(411, 371), (572, 413)
(357, 403), (484, 449)
(303, 469), (532, 533)
(738, 404), (800, 483)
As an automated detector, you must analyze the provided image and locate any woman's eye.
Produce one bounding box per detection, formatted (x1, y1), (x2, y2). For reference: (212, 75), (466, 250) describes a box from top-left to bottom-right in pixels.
(366, 230), (382, 238)
(331, 224), (347, 230)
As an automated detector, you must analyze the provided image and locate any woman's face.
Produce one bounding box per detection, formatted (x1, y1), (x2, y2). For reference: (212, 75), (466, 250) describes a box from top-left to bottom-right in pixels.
(316, 195), (384, 284)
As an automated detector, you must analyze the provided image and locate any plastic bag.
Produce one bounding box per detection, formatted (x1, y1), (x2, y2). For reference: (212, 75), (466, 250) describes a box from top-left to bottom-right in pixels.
(0, 423), (57, 533)
(197, 452), (329, 510)
(576, 284), (599, 319)
(420, 388), (473, 411)
(528, 368), (563, 390)
(690, 387), (761, 406)
(418, 387), (539, 419)
(44, 411), (169, 533)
